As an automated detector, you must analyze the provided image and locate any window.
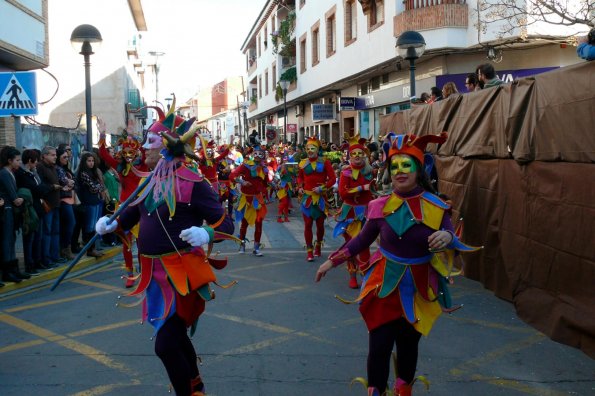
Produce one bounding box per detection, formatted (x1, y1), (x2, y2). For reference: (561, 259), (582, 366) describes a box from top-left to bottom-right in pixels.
(326, 6), (337, 57)
(265, 69), (269, 95)
(258, 34), (261, 57)
(368, 0), (384, 31)
(299, 0), (305, 9)
(311, 22), (320, 66)
(371, 76), (381, 91)
(259, 76), (262, 98)
(272, 63), (277, 88)
(272, 15), (276, 32)
(264, 26), (268, 50)
(299, 33), (307, 74)
(344, 0), (357, 45)
(359, 82), (369, 95)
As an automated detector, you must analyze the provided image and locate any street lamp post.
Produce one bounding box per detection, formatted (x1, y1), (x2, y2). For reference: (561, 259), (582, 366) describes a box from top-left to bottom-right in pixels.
(279, 80), (290, 143)
(395, 31), (426, 100)
(71, 24), (103, 151)
(149, 51), (165, 106)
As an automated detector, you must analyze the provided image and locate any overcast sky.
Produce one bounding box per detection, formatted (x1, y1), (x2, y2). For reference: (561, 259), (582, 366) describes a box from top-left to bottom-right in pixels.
(141, 0), (266, 102)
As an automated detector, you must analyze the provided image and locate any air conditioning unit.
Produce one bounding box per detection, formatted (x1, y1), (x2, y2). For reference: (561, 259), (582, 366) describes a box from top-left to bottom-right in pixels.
(295, 105), (302, 117)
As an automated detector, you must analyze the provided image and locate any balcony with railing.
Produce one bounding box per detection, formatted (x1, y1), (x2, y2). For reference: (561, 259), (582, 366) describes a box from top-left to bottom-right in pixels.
(394, 0), (468, 36)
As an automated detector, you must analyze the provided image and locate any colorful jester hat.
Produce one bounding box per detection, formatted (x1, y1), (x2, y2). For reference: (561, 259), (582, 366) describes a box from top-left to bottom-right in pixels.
(132, 95), (202, 217)
(345, 133), (368, 154)
(382, 132), (447, 165)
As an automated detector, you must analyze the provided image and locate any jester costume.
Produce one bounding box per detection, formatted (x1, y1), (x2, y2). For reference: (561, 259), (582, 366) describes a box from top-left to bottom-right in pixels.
(229, 145), (269, 256)
(297, 137), (336, 261)
(98, 124), (147, 288)
(333, 135), (374, 289)
(325, 133), (480, 396)
(101, 101), (235, 396)
(197, 139), (230, 199)
(275, 162), (297, 222)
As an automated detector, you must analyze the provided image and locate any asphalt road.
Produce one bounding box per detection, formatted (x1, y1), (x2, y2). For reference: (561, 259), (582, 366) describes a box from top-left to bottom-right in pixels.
(0, 208), (593, 395)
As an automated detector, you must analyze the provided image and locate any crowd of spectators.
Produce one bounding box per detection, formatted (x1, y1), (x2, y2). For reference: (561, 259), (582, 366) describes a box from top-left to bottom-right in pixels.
(0, 144), (118, 287)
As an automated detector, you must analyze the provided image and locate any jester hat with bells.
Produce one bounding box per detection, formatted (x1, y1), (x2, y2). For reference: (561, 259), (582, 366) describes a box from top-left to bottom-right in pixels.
(133, 95), (203, 217)
(382, 132), (447, 173)
(304, 136), (322, 156)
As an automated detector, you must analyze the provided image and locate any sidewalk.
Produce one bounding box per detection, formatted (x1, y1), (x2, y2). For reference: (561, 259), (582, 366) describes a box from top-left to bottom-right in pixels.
(1, 232), (121, 295)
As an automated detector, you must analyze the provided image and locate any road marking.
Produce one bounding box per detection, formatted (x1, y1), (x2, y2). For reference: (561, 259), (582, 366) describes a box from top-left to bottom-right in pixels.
(0, 312), (139, 377)
(68, 319), (141, 337)
(70, 382), (141, 396)
(227, 259), (290, 273)
(469, 374), (571, 396)
(72, 278), (125, 292)
(444, 315), (535, 333)
(4, 290), (112, 313)
(235, 285), (308, 302)
(0, 338), (45, 353)
(450, 333), (546, 379)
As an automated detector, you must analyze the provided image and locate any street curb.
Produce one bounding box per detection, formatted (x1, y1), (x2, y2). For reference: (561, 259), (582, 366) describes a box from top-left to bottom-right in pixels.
(0, 246), (122, 296)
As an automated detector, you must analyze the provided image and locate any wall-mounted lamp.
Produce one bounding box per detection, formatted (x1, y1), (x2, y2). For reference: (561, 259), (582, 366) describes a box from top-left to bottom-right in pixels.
(486, 46), (503, 63)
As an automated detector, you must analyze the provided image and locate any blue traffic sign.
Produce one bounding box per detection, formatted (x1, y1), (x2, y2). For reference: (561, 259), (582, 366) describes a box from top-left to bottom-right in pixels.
(0, 71), (38, 117)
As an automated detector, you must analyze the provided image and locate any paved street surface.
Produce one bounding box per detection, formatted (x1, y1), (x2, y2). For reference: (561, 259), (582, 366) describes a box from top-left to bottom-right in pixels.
(0, 205), (593, 395)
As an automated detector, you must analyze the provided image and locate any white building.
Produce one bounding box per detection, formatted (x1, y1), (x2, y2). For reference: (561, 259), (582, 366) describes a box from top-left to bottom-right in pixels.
(241, 0), (590, 145)
(0, 0), (156, 149)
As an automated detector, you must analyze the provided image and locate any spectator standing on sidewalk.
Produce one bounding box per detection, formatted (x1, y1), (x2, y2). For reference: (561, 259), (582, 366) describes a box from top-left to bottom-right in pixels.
(0, 146), (29, 283)
(476, 63), (503, 88)
(577, 28), (595, 60)
(442, 81), (459, 99)
(56, 148), (77, 260)
(464, 73), (483, 92)
(37, 146), (67, 268)
(15, 149), (48, 273)
(76, 152), (106, 258)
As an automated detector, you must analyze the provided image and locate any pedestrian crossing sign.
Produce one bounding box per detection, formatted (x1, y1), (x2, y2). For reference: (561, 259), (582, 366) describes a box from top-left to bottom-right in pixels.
(0, 71), (38, 117)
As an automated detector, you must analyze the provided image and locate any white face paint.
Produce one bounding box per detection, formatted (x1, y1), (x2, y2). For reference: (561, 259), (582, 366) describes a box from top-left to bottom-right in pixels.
(143, 132), (163, 150)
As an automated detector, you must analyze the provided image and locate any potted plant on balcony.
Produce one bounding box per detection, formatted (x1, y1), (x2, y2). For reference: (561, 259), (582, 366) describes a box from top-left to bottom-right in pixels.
(271, 12), (296, 55)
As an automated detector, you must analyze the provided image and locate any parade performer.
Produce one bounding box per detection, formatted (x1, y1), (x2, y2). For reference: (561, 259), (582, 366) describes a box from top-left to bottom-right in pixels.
(95, 102), (235, 396)
(316, 132), (480, 396)
(97, 119), (147, 287)
(197, 139), (229, 197)
(216, 145), (234, 218)
(333, 134), (375, 289)
(230, 144), (269, 256)
(297, 137), (336, 262)
(275, 161), (297, 222)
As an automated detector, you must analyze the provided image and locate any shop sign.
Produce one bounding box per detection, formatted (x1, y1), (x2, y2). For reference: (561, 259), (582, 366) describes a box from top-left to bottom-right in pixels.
(287, 123), (297, 134)
(340, 97), (356, 111)
(312, 103), (336, 121)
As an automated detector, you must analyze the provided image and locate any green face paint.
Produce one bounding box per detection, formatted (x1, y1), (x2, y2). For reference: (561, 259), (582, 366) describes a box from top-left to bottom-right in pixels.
(390, 155), (417, 175)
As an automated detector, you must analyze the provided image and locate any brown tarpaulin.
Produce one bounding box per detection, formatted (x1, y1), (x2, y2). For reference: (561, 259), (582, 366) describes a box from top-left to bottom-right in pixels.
(380, 61), (595, 358)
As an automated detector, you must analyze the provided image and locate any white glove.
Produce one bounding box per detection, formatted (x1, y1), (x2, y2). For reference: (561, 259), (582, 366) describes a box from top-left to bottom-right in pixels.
(95, 216), (118, 235)
(179, 226), (210, 247)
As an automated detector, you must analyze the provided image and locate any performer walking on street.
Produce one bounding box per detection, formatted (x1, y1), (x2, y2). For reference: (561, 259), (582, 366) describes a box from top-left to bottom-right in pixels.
(229, 144), (269, 256)
(334, 134), (375, 289)
(316, 132), (480, 396)
(95, 101), (234, 396)
(97, 119), (147, 287)
(297, 137), (336, 262)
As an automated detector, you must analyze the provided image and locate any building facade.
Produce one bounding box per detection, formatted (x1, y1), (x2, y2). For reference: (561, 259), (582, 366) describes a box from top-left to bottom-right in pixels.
(241, 0), (590, 146)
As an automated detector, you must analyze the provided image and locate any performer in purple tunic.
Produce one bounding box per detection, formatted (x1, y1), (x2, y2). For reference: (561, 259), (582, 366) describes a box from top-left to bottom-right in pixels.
(316, 132), (480, 396)
(95, 100), (234, 396)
